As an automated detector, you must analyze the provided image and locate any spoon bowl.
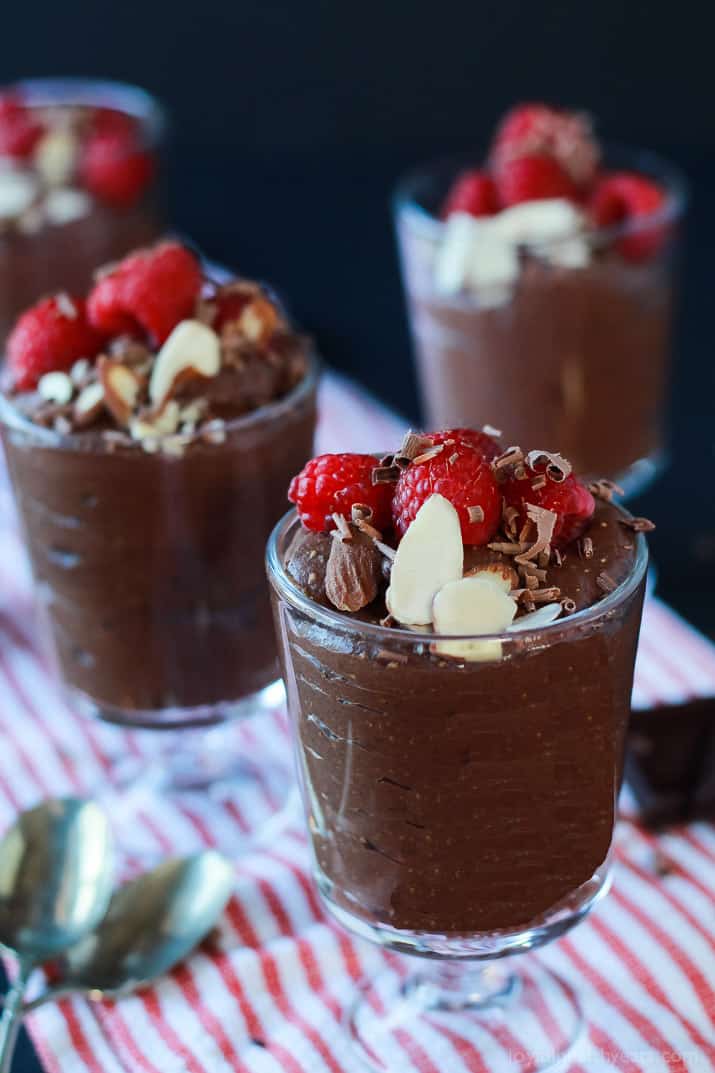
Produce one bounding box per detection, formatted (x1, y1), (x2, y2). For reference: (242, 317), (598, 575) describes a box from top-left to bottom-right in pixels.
(30, 849), (234, 1005)
(0, 797), (114, 958)
(0, 798), (114, 1072)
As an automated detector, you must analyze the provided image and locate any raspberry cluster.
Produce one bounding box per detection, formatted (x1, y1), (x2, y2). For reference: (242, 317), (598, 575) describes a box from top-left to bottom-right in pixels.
(288, 430), (594, 550)
(6, 242), (203, 391)
(441, 102), (667, 263)
(0, 90), (155, 208)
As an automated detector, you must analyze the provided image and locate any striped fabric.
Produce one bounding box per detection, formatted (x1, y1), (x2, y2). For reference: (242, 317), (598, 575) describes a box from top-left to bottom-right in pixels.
(0, 371), (713, 1073)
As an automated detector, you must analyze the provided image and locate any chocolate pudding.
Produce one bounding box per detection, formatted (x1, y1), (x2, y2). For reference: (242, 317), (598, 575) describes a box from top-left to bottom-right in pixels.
(1, 242), (317, 724)
(400, 228), (674, 480)
(0, 80), (163, 345)
(394, 104), (686, 491)
(269, 429), (649, 944)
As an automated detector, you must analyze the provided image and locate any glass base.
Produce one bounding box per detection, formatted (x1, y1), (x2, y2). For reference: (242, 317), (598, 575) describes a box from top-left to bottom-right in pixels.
(346, 960), (584, 1072)
(316, 855), (612, 959)
(76, 680), (298, 860)
(72, 678), (285, 730)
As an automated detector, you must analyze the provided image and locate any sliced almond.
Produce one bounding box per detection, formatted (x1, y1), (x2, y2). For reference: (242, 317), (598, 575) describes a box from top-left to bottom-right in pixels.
(44, 187), (91, 225)
(98, 358), (142, 426)
(507, 603), (563, 631)
(464, 562), (518, 593)
(38, 371), (74, 405)
(130, 400), (180, 444)
(34, 129), (78, 187)
(432, 576), (517, 662)
(239, 296), (279, 346)
(73, 381), (105, 426)
(0, 171), (38, 220)
(70, 358), (91, 386)
(149, 319), (221, 413)
(385, 494), (463, 625)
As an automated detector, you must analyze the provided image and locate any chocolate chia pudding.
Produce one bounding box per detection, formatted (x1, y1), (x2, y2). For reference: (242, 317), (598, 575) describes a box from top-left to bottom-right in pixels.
(395, 103), (686, 492)
(0, 79), (164, 345)
(1, 241), (317, 725)
(268, 428), (650, 945)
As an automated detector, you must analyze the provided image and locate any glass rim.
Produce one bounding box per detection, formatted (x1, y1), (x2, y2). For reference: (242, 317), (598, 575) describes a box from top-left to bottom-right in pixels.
(8, 77), (167, 149)
(266, 506), (648, 646)
(0, 347), (320, 451)
(393, 143), (688, 245)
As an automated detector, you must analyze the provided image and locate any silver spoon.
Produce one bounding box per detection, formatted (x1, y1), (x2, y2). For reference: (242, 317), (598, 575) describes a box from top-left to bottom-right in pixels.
(0, 798), (114, 1072)
(24, 850), (234, 1008)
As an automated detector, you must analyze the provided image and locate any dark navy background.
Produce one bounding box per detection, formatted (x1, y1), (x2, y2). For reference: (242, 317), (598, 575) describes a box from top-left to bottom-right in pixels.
(2, 1), (714, 1067)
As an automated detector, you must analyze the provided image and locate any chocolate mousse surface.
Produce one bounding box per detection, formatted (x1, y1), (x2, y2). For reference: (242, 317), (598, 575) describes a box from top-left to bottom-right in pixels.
(274, 429), (649, 936)
(1, 241), (317, 719)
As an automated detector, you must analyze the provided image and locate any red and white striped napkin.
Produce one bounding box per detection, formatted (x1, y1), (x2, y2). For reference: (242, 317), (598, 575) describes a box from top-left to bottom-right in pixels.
(1, 372), (714, 1073)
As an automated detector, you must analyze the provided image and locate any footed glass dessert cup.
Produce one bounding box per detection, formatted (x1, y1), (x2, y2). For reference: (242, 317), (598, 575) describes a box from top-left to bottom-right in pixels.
(0, 353), (318, 844)
(0, 78), (165, 343)
(267, 509), (648, 1072)
(395, 147), (687, 497)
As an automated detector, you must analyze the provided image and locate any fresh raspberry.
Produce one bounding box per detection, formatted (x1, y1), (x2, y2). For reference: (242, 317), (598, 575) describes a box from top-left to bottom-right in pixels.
(90, 107), (140, 139)
(392, 441), (501, 545)
(590, 171), (668, 262)
(288, 454), (394, 534)
(87, 243), (202, 344)
(496, 154), (578, 208)
(491, 102), (599, 188)
(7, 295), (104, 392)
(441, 169), (499, 219)
(0, 93), (44, 159)
(428, 427), (502, 462)
(502, 465), (595, 546)
(79, 129), (155, 208)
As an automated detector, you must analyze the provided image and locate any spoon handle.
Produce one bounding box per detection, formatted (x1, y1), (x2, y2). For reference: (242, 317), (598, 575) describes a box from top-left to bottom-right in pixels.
(0, 960), (32, 1073)
(23, 985), (77, 1013)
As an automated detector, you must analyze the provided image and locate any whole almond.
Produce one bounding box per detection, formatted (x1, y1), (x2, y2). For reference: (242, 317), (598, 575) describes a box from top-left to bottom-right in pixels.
(239, 296), (279, 346)
(325, 529), (382, 612)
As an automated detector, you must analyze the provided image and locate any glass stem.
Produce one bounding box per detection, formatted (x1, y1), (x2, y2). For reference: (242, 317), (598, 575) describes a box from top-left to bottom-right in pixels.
(405, 958), (520, 1013)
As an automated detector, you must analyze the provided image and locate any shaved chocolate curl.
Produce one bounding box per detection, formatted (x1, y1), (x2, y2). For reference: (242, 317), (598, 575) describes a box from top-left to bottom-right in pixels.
(596, 572), (618, 593)
(525, 450), (573, 483)
(515, 504), (557, 564)
(619, 516), (656, 533)
(372, 464), (401, 485)
(397, 430), (433, 462)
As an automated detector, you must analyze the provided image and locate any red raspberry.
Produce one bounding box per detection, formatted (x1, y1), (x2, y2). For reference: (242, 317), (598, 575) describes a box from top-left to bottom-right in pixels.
(7, 295), (104, 392)
(90, 107), (139, 139)
(502, 465), (595, 546)
(392, 441), (501, 545)
(429, 427), (502, 462)
(496, 154), (578, 208)
(0, 93), (44, 159)
(79, 130), (155, 208)
(441, 169), (499, 219)
(87, 243), (202, 344)
(590, 172), (668, 263)
(288, 454), (393, 534)
(491, 102), (599, 188)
